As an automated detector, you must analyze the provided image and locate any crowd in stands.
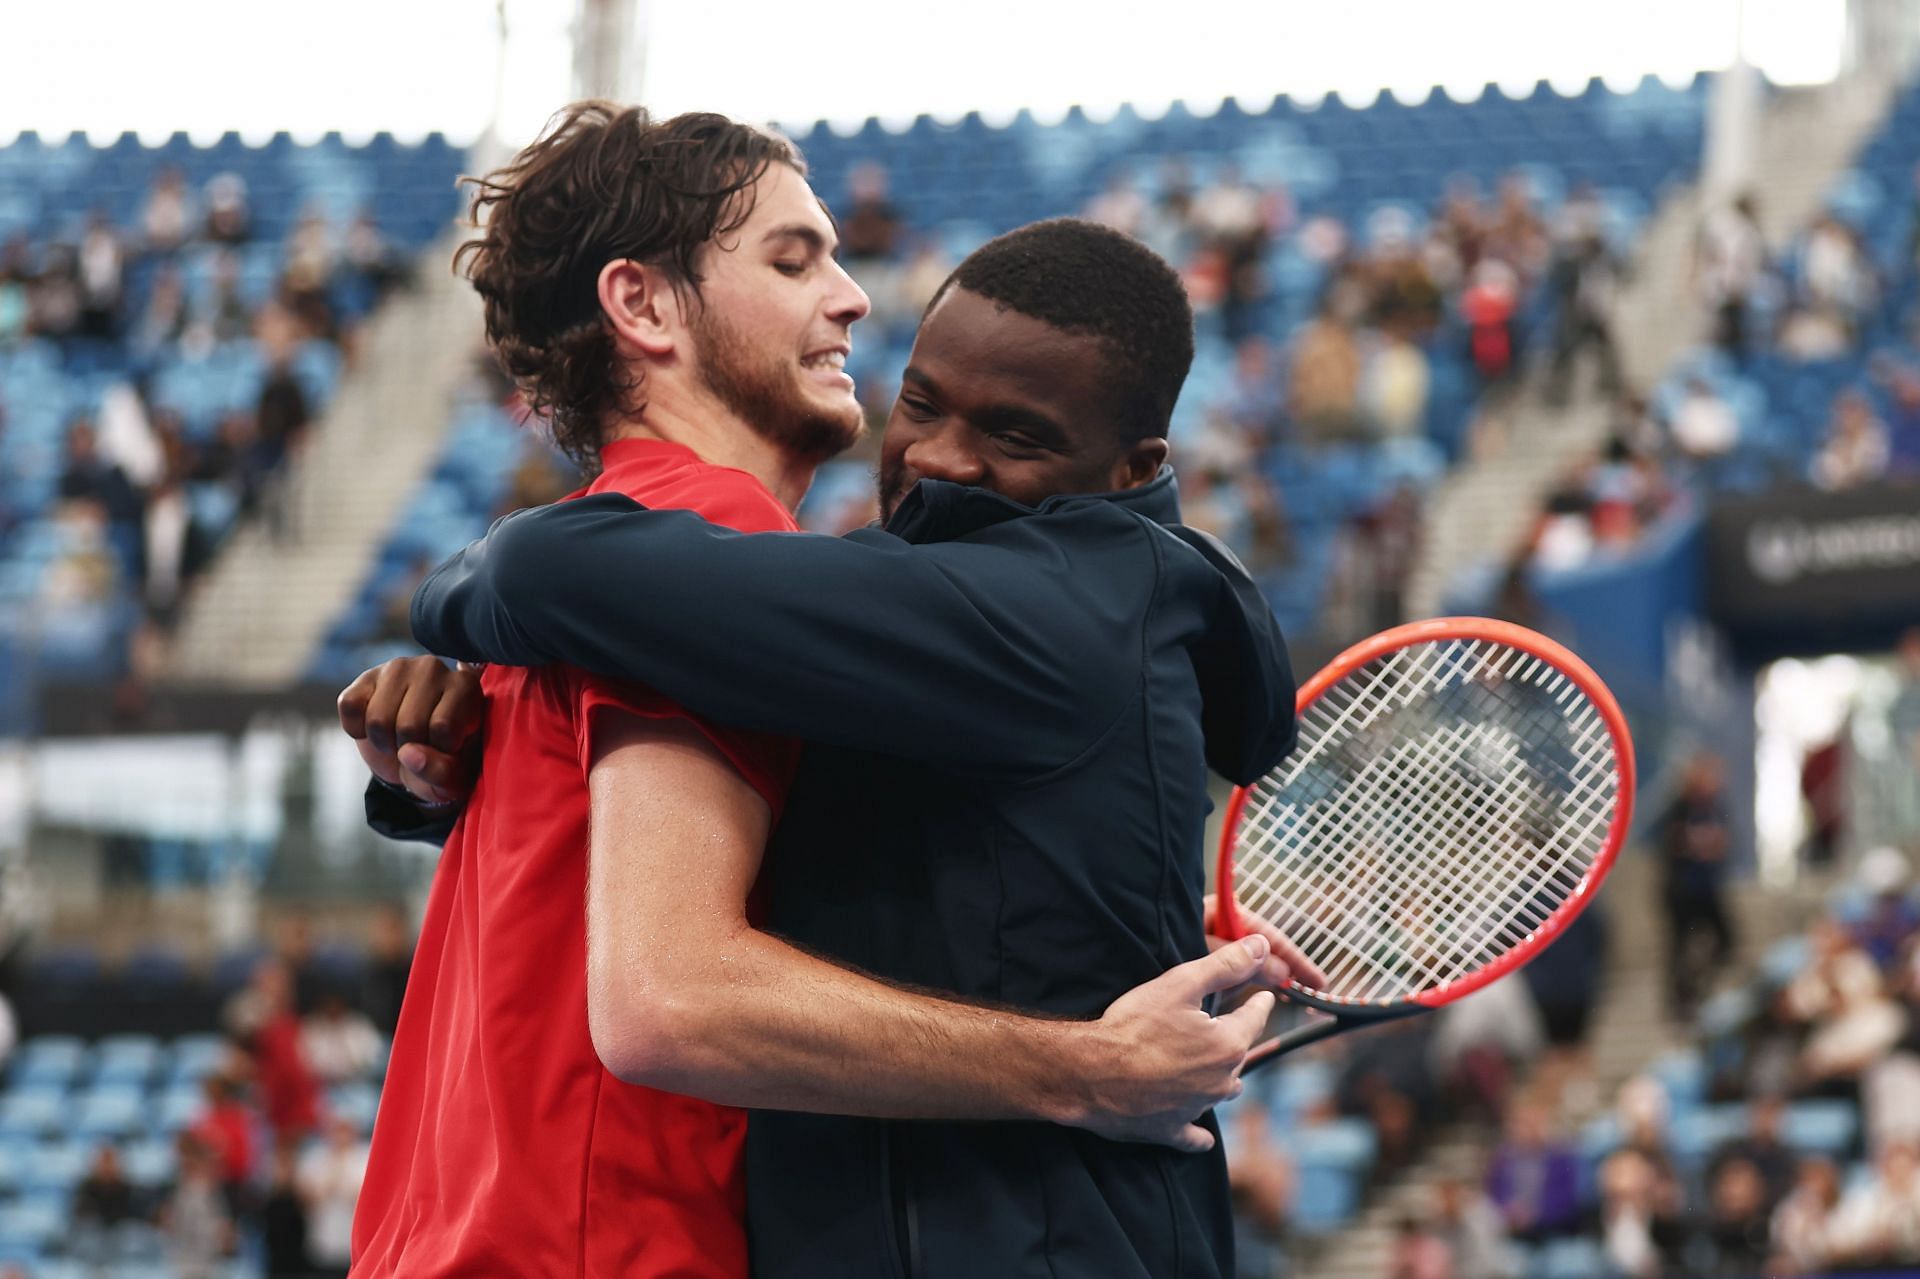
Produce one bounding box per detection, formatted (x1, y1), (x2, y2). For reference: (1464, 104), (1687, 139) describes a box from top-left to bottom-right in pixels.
(0, 164), (415, 710)
(0, 907), (409, 1276)
(1517, 140), (1920, 578)
(0, 133), (456, 729)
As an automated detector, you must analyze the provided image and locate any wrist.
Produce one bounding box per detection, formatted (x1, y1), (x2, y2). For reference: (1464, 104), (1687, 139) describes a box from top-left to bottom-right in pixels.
(1033, 1019), (1109, 1130)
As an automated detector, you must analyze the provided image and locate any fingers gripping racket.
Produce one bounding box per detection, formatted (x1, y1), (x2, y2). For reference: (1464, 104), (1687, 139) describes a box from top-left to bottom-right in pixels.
(1217, 618), (1634, 1073)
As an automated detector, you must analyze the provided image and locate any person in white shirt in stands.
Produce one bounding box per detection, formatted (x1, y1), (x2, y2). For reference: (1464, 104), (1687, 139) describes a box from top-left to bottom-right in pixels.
(1827, 1141), (1920, 1268)
(299, 1114), (370, 1279)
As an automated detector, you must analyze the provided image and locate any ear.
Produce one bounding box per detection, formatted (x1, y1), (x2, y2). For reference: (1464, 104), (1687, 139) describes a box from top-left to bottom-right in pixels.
(1111, 435), (1169, 490)
(597, 259), (681, 360)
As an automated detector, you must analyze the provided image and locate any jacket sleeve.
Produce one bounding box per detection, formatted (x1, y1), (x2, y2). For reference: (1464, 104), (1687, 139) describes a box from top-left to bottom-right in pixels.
(410, 494), (1142, 781)
(362, 777), (458, 845)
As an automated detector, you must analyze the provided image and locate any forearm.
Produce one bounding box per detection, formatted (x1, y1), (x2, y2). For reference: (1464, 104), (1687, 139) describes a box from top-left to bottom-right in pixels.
(596, 923), (1096, 1123)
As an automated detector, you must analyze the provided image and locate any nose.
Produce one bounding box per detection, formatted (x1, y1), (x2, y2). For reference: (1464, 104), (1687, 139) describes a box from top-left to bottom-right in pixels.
(828, 259), (871, 326)
(903, 423), (986, 486)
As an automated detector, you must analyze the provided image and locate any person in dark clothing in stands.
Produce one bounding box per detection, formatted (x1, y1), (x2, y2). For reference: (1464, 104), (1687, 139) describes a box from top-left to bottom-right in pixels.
(346, 217), (1310, 1279)
(1659, 751), (1739, 1018)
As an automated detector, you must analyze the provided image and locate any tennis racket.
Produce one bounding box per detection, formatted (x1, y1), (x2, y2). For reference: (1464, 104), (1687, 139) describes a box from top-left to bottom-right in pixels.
(1216, 617), (1634, 1073)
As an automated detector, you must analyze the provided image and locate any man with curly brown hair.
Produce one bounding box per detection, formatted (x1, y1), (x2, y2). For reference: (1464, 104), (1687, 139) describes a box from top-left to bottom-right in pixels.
(344, 104), (1282, 1279)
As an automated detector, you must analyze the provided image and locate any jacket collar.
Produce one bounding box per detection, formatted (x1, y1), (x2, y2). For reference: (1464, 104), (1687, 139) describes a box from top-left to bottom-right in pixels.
(881, 466), (1182, 543)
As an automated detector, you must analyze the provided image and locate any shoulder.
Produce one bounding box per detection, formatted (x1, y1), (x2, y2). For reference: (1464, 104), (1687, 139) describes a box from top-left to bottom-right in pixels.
(603, 457), (796, 534)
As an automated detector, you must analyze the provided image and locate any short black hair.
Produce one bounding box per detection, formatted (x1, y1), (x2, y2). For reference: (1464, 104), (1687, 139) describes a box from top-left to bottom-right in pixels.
(930, 218), (1194, 440)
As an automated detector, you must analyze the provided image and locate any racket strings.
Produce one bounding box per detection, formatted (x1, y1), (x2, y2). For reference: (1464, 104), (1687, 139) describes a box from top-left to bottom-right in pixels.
(1235, 638), (1618, 1006)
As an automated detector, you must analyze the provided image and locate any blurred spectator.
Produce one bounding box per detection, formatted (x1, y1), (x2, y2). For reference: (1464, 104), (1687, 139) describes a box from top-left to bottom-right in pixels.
(1799, 729), (1848, 871)
(72, 1143), (141, 1266)
(1388, 1213), (1451, 1279)
(1771, 1156), (1845, 1274)
(1430, 977), (1541, 1121)
(1867, 941), (1920, 1151)
(1788, 918), (1906, 1099)
(1336, 1017), (1439, 1174)
(141, 436), (209, 627)
(77, 212), (125, 339)
(1708, 1093), (1799, 1210)
(1522, 899), (1609, 1114)
(1289, 297), (1363, 444)
(302, 991), (381, 1085)
(1223, 335), (1287, 442)
(360, 902), (412, 1037)
(203, 172), (252, 245)
(1595, 1147), (1681, 1278)
(30, 243), (82, 338)
(132, 264), (189, 360)
(344, 212), (410, 300)
(58, 419), (143, 524)
(299, 1114), (370, 1279)
(1486, 174), (1550, 282)
(1697, 193), (1767, 362)
(1880, 364), (1920, 476)
(0, 237), (30, 343)
(263, 1142), (312, 1279)
(1827, 1140), (1920, 1267)
(1360, 327), (1431, 440)
(1546, 183), (1624, 405)
(1461, 258), (1520, 389)
(1225, 1101), (1294, 1279)
(226, 958), (322, 1145)
(188, 1066), (257, 1208)
(1615, 1075), (1686, 1214)
(1668, 377), (1739, 460)
(840, 163), (901, 263)
(1891, 629), (1920, 846)
(0, 989), (13, 1074)
(1657, 751), (1739, 1018)
(141, 167), (194, 253)
(1852, 847), (1920, 970)
(1696, 1155), (1774, 1275)
(160, 1135), (238, 1279)
(1431, 1175), (1520, 1279)
(1485, 1097), (1583, 1243)
(1084, 173), (1148, 238)
(1810, 388), (1891, 490)
(187, 251), (253, 347)
(1799, 213), (1875, 333)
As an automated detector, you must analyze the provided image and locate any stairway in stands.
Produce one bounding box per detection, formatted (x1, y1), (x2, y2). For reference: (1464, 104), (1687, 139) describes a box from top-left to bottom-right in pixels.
(164, 234), (480, 688)
(1402, 76), (1894, 624)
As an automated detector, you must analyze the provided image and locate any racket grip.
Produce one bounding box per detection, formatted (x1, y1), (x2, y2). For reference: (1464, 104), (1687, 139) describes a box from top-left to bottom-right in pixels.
(1240, 1015), (1347, 1076)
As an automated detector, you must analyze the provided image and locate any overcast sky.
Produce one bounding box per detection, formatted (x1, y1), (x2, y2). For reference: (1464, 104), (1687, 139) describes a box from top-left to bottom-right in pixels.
(0, 0), (1848, 145)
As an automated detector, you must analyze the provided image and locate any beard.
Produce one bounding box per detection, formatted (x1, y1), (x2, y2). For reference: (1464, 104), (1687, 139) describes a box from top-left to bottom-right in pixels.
(690, 305), (863, 463)
(877, 456), (913, 523)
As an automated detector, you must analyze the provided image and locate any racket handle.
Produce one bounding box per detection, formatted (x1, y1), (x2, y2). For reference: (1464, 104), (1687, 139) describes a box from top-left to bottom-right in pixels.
(1240, 1015), (1347, 1076)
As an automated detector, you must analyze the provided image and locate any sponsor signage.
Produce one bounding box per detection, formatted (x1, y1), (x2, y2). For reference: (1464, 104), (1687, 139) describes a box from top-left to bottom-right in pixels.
(1704, 483), (1920, 655)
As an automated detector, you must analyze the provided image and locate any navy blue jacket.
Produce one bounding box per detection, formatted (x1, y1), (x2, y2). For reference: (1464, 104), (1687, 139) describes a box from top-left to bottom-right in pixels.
(384, 468), (1297, 1279)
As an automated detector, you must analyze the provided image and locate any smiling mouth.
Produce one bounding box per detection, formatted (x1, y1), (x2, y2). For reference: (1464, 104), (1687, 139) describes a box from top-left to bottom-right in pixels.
(801, 350), (848, 371)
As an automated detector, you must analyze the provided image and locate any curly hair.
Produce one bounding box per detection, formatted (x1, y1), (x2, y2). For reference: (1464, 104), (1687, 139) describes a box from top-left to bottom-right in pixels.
(453, 102), (804, 472)
(929, 218), (1195, 440)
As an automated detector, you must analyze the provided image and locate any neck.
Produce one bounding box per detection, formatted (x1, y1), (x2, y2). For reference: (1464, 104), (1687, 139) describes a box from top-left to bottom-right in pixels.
(605, 386), (817, 511)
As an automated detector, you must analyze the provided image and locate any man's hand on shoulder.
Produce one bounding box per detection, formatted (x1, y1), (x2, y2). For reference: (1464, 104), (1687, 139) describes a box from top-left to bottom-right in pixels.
(1065, 937), (1279, 1153)
(338, 656), (484, 807)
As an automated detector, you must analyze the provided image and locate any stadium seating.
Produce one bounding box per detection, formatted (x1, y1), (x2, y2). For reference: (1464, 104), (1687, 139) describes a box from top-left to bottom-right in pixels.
(314, 77), (1705, 682)
(0, 132), (466, 731)
(0, 1020), (389, 1273)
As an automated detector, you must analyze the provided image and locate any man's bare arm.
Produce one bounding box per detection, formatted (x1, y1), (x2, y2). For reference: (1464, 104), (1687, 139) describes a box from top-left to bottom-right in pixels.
(586, 711), (1277, 1152)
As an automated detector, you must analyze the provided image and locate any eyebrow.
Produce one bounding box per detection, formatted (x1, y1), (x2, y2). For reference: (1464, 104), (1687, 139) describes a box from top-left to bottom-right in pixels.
(901, 366), (1069, 445)
(762, 223), (836, 255)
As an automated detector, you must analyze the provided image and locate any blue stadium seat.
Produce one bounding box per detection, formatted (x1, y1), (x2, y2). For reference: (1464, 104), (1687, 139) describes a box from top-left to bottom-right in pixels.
(15, 1139), (90, 1195)
(120, 1136), (178, 1191)
(9, 1036), (88, 1090)
(329, 1081), (380, 1135)
(92, 1033), (165, 1087)
(1783, 1099), (1859, 1159)
(71, 1084), (147, 1141)
(0, 1086), (68, 1141)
